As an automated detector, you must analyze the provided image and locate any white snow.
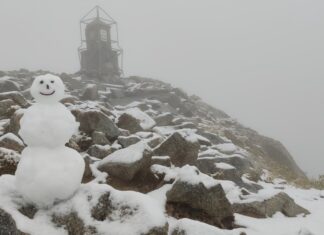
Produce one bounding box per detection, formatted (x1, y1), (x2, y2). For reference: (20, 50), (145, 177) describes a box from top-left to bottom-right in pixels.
(215, 143), (237, 154)
(151, 165), (219, 189)
(99, 142), (149, 165)
(215, 162), (236, 170)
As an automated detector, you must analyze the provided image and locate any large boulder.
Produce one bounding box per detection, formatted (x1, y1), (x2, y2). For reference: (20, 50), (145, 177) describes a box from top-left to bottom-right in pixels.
(0, 80), (20, 92)
(0, 91), (29, 108)
(233, 192), (310, 218)
(166, 170), (234, 229)
(117, 108), (156, 134)
(0, 208), (19, 235)
(153, 132), (199, 167)
(97, 142), (152, 181)
(71, 109), (120, 141)
(0, 133), (25, 152)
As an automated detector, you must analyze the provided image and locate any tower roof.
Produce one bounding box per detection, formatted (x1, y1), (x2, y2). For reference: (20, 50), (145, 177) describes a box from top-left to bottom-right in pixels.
(80, 5), (116, 26)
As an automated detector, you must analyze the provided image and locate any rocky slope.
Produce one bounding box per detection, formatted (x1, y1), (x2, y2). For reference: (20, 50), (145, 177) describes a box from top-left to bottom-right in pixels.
(0, 69), (317, 235)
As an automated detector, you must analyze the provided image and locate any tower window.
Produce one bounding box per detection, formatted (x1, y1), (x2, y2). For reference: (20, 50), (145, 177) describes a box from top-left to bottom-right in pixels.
(100, 29), (108, 42)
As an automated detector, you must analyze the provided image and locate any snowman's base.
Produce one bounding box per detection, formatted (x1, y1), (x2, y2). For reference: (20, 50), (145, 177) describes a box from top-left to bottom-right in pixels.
(15, 146), (85, 208)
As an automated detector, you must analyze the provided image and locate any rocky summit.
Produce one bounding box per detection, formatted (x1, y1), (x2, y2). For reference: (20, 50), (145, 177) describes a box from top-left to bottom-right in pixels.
(0, 70), (322, 235)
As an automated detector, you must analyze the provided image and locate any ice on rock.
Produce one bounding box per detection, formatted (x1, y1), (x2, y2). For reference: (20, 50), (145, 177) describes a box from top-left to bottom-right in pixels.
(15, 74), (85, 207)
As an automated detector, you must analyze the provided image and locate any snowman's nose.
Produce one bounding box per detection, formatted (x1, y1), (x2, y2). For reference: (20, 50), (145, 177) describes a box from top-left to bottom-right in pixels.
(46, 84), (50, 89)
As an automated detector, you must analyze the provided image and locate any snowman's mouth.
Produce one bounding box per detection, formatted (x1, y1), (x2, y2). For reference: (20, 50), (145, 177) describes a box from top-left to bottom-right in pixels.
(40, 90), (55, 96)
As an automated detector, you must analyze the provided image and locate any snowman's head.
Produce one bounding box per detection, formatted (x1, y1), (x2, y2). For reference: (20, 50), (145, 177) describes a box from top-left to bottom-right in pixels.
(31, 74), (65, 104)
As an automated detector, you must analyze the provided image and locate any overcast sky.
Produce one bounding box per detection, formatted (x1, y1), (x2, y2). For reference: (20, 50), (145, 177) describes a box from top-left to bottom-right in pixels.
(0, 0), (323, 177)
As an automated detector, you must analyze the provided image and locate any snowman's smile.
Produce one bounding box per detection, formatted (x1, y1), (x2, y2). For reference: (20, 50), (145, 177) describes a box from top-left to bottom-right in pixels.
(40, 90), (55, 96)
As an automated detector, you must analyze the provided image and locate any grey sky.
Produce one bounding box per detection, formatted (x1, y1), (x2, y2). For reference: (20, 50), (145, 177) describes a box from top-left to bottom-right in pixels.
(0, 0), (323, 177)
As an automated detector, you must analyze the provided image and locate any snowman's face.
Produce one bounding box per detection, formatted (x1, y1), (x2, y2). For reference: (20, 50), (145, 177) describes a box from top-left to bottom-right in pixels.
(31, 74), (65, 104)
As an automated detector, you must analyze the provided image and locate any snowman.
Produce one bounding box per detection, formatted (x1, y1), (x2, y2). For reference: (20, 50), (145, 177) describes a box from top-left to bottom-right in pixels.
(15, 74), (85, 207)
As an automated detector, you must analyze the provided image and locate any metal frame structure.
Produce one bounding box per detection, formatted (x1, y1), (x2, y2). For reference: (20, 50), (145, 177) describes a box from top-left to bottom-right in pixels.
(78, 5), (124, 75)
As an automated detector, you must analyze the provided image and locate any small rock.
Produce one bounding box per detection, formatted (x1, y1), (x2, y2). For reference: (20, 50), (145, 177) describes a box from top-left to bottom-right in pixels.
(118, 135), (141, 148)
(0, 99), (17, 118)
(0, 147), (20, 175)
(154, 113), (174, 126)
(60, 96), (79, 105)
(87, 145), (112, 159)
(82, 155), (95, 183)
(117, 113), (143, 134)
(92, 131), (110, 145)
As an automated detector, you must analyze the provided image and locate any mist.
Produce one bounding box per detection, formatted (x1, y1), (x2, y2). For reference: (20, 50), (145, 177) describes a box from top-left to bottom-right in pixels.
(0, 0), (323, 177)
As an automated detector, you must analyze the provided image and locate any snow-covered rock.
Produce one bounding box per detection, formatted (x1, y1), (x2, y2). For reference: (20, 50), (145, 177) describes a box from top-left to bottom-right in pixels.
(0, 133), (24, 152)
(233, 192), (310, 218)
(98, 142), (152, 181)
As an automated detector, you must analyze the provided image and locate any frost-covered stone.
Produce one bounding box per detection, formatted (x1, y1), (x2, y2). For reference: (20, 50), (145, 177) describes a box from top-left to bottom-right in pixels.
(92, 131), (110, 145)
(118, 135), (141, 148)
(117, 113), (144, 134)
(0, 99), (16, 118)
(72, 109), (120, 140)
(154, 112), (174, 126)
(0, 147), (20, 175)
(6, 109), (24, 135)
(0, 91), (29, 108)
(87, 144), (112, 159)
(0, 133), (25, 152)
(117, 108), (156, 133)
(0, 80), (20, 92)
(166, 170), (234, 228)
(233, 192), (310, 218)
(153, 132), (199, 167)
(98, 142), (152, 181)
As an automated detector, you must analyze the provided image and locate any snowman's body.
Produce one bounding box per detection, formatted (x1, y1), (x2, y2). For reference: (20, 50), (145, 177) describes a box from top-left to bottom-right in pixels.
(15, 74), (85, 207)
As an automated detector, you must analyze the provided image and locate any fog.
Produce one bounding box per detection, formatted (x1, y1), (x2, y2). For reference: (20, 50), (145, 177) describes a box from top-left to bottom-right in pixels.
(0, 0), (323, 177)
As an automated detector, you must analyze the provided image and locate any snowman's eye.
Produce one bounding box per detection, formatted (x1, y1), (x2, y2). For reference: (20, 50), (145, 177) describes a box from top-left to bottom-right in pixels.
(51, 80), (54, 83)
(40, 80), (44, 84)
